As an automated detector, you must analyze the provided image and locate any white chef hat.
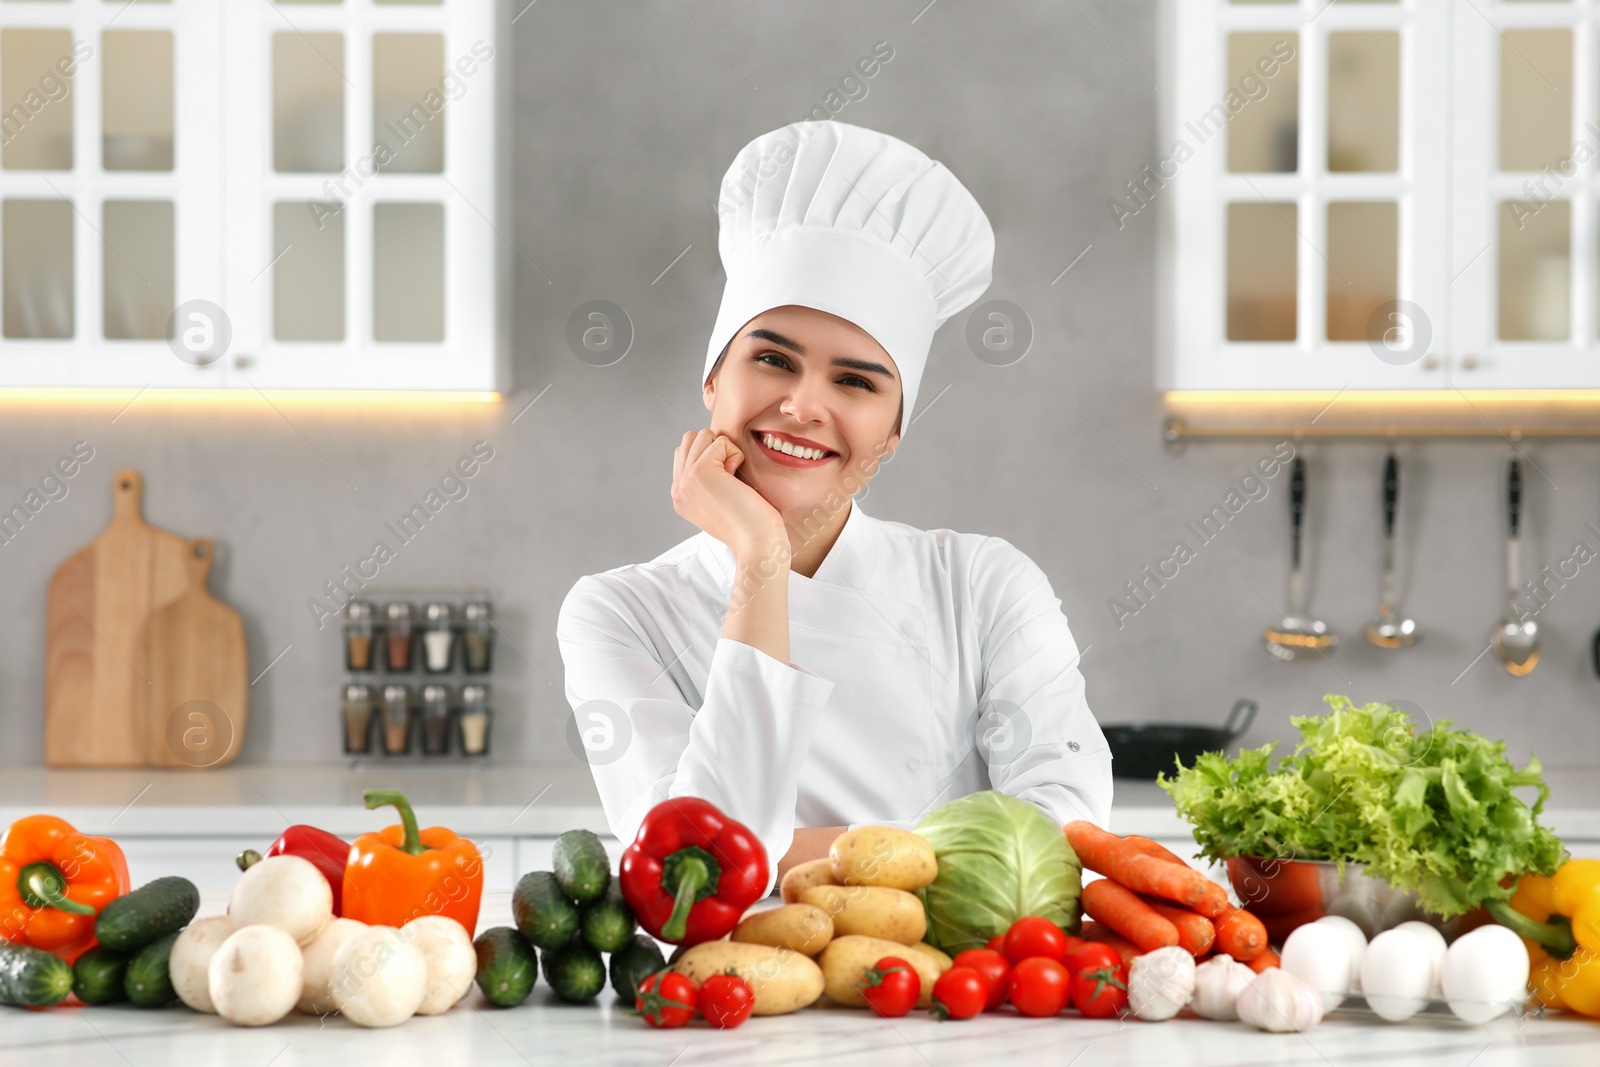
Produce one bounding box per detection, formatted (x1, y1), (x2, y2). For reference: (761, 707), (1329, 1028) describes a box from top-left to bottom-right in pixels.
(704, 120), (995, 430)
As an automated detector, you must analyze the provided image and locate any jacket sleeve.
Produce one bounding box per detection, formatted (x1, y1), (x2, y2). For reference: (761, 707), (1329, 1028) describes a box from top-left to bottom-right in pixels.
(969, 539), (1114, 829)
(557, 574), (836, 895)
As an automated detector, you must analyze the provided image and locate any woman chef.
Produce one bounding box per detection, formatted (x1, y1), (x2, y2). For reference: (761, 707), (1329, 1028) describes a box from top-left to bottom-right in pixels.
(558, 120), (1112, 895)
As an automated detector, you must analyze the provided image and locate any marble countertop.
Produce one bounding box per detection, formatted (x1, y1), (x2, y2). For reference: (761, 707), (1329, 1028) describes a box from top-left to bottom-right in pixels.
(3, 892), (1596, 1067)
(3, 764), (1599, 841)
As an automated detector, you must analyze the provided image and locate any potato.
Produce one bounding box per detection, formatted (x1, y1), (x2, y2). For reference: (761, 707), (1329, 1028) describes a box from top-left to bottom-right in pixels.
(819, 935), (949, 1009)
(830, 826), (938, 891)
(780, 857), (838, 904)
(801, 885), (926, 945)
(170, 916), (235, 1013)
(672, 940), (825, 1015)
(732, 903), (834, 956)
(905, 941), (953, 971)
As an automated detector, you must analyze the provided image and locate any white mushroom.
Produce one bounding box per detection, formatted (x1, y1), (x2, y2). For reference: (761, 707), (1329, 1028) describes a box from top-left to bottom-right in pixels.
(228, 855), (334, 947)
(297, 917), (368, 1015)
(170, 916), (235, 1014)
(401, 916), (478, 1015)
(209, 925), (304, 1027)
(329, 925), (428, 1028)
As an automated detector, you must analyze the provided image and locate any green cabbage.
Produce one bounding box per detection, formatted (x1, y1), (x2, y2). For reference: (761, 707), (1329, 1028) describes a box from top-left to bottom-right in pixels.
(914, 791), (1082, 954)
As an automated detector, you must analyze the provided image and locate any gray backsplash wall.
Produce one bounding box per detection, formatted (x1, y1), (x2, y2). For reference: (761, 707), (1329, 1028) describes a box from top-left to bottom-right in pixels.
(4, 1), (1599, 770)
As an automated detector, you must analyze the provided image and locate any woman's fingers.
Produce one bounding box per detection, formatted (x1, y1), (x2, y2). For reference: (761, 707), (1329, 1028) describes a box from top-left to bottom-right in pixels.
(684, 427), (718, 468)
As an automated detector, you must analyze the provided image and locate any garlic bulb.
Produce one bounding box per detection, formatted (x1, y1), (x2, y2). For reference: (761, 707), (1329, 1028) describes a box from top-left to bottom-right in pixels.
(1189, 953), (1256, 1021)
(1128, 946), (1196, 1021)
(1237, 967), (1326, 1033)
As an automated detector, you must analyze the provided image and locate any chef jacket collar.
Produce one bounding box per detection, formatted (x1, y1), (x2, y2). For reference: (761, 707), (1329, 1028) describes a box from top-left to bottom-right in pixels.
(698, 498), (877, 593)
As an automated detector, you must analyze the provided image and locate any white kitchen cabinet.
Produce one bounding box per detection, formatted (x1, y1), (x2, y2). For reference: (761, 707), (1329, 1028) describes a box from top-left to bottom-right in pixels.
(1159, 0), (1600, 392)
(0, 0), (509, 394)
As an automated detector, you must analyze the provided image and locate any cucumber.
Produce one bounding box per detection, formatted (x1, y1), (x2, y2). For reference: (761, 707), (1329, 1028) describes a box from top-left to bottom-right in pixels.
(551, 830), (610, 904)
(580, 880), (636, 954)
(0, 942), (73, 1008)
(72, 946), (130, 1005)
(608, 933), (666, 1005)
(123, 930), (180, 1007)
(473, 927), (538, 1008)
(540, 940), (606, 1004)
(96, 876), (200, 952)
(512, 871), (580, 949)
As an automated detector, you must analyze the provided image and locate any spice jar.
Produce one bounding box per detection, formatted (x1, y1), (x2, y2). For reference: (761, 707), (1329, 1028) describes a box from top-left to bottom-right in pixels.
(462, 602), (493, 673)
(458, 684), (492, 757)
(380, 684), (414, 755)
(421, 602), (456, 674)
(384, 602), (415, 672)
(420, 684), (453, 756)
(343, 601), (376, 672)
(342, 683), (375, 755)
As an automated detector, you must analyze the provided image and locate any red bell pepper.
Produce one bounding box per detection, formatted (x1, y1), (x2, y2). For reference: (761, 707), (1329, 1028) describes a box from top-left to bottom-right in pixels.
(237, 825), (351, 915)
(618, 797), (768, 945)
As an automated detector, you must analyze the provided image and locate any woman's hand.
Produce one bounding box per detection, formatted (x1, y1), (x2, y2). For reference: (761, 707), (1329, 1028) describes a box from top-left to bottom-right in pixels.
(672, 430), (787, 564)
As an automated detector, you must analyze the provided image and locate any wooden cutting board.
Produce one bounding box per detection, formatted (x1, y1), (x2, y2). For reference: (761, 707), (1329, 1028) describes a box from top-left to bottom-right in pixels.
(45, 470), (193, 766)
(139, 537), (248, 768)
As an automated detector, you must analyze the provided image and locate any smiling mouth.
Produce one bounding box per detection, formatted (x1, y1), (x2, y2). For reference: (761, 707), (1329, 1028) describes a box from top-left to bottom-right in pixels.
(754, 431), (838, 465)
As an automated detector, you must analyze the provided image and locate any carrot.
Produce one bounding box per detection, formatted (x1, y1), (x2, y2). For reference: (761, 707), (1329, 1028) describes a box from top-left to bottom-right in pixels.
(1213, 905), (1268, 961)
(1065, 822), (1231, 916)
(1078, 921), (1139, 966)
(1245, 946), (1281, 973)
(1137, 895), (1215, 957)
(1081, 878), (1180, 952)
(1124, 835), (1189, 867)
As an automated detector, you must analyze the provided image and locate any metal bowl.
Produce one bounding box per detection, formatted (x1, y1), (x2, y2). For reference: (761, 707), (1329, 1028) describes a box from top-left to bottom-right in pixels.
(1226, 855), (1492, 944)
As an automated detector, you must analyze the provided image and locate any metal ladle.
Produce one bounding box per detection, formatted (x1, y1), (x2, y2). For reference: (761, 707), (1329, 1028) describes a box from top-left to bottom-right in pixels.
(1365, 449), (1418, 649)
(1491, 455), (1539, 676)
(1263, 456), (1337, 662)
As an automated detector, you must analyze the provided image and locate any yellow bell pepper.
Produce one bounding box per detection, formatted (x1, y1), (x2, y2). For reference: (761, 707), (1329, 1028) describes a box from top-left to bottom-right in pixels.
(1492, 858), (1600, 1016)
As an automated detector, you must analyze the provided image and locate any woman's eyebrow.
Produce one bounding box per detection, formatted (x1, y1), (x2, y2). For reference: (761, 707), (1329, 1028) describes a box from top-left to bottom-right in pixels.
(746, 328), (804, 353)
(831, 357), (895, 380)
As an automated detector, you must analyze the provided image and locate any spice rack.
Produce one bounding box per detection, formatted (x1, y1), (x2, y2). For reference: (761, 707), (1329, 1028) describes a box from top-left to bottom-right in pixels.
(338, 585), (496, 762)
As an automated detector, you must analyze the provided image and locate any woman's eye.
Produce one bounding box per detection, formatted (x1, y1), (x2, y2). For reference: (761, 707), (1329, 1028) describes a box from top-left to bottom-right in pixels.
(839, 374), (873, 391)
(755, 352), (791, 369)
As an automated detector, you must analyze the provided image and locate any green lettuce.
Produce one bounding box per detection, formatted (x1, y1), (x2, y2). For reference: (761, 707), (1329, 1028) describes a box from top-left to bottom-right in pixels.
(914, 791), (1082, 953)
(1158, 694), (1565, 918)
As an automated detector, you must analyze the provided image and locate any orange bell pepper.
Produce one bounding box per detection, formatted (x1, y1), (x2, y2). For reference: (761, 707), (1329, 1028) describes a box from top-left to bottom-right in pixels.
(0, 815), (130, 963)
(341, 789), (482, 936)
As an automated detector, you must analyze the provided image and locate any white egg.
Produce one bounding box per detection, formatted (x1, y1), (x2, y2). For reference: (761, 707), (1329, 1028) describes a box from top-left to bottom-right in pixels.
(1360, 929), (1433, 1022)
(1441, 924), (1530, 1023)
(1393, 921), (1448, 996)
(1314, 915), (1369, 992)
(1282, 922), (1353, 1012)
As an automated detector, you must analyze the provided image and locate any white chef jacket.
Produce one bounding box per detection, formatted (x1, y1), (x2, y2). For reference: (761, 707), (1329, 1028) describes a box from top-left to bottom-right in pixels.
(557, 503), (1113, 896)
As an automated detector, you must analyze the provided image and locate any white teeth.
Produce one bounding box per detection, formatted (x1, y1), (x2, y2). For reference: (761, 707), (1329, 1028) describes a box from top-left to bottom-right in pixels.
(761, 433), (826, 460)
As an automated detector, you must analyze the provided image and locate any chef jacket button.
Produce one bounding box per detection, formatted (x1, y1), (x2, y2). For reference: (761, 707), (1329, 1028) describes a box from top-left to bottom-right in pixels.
(1067, 740), (1080, 752)
(905, 755), (921, 770)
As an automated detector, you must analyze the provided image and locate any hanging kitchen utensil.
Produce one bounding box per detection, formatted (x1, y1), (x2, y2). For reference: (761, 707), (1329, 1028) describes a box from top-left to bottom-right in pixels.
(1262, 456), (1337, 661)
(1102, 698), (1258, 780)
(138, 537), (249, 768)
(1490, 456), (1539, 677)
(45, 470), (193, 766)
(1364, 448), (1418, 649)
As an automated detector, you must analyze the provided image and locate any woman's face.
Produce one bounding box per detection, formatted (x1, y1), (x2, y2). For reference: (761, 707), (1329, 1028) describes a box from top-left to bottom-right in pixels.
(703, 305), (902, 518)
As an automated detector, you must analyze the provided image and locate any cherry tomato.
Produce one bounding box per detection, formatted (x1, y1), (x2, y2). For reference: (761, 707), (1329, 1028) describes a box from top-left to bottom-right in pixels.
(1004, 916), (1069, 965)
(1008, 956), (1071, 1017)
(985, 934), (1007, 953)
(859, 957), (921, 1018)
(1070, 960), (1129, 1019)
(951, 948), (1011, 1011)
(636, 969), (698, 1029)
(698, 971), (755, 1029)
(1062, 941), (1123, 978)
(931, 966), (988, 1021)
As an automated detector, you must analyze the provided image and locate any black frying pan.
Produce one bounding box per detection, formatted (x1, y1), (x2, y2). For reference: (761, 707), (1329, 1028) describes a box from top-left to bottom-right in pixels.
(1102, 698), (1259, 780)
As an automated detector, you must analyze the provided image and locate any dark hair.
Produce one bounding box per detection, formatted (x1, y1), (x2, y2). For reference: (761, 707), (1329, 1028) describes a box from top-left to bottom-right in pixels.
(706, 337), (903, 435)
